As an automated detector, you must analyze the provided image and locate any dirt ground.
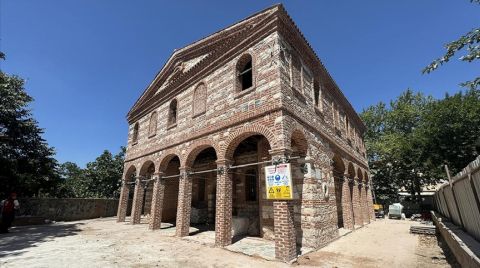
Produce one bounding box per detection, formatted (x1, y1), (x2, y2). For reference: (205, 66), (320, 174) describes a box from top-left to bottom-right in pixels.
(298, 219), (458, 268)
(0, 217), (458, 268)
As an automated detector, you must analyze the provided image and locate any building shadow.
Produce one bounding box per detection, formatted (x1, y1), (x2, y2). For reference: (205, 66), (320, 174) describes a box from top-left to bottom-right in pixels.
(0, 223), (83, 258)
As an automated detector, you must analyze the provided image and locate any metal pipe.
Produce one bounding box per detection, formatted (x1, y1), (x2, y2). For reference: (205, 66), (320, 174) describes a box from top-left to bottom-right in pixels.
(229, 156), (301, 170)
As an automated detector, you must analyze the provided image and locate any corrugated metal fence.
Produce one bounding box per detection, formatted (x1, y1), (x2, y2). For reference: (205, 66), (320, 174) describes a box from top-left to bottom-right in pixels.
(434, 156), (480, 242)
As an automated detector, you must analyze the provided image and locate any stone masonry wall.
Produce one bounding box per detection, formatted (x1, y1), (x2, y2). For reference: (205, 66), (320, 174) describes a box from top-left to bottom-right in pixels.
(19, 198), (119, 221)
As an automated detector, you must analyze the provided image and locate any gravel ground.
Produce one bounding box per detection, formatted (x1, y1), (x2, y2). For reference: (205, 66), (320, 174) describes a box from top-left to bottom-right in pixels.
(0, 217), (457, 268)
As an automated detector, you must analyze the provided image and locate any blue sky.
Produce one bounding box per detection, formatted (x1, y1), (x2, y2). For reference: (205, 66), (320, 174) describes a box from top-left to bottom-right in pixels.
(1, 1), (479, 167)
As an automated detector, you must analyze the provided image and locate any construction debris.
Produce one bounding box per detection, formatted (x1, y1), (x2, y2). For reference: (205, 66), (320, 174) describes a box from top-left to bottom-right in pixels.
(410, 225), (437, 235)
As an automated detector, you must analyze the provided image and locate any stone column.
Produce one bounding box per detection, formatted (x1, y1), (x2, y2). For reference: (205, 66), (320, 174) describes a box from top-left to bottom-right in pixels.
(342, 175), (354, 230)
(215, 159), (233, 247)
(175, 168), (193, 237)
(130, 177), (145, 225)
(117, 179), (130, 222)
(149, 172), (165, 230)
(352, 179), (363, 227)
(270, 149), (297, 262)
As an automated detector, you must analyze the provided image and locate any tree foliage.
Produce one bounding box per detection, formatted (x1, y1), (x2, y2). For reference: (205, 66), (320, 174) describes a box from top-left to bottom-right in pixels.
(0, 63), (60, 197)
(423, 1), (479, 90)
(58, 148), (125, 198)
(0, 54), (125, 199)
(361, 89), (480, 205)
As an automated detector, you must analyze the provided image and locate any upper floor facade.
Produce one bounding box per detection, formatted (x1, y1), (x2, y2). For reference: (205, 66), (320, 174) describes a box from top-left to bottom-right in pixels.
(124, 4), (367, 168)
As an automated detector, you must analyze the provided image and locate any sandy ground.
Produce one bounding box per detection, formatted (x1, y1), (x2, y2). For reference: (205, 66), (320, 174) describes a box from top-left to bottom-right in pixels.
(0, 217), (457, 268)
(298, 219), (458, 268)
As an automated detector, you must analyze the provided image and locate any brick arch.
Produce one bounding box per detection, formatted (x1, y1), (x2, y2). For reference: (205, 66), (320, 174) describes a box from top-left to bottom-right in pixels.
(221, 123), (277, 160)
(158, 149), (183, 172)
(139, 160), (156, 176)
(347, 162), (356, 179)
(124, 165), (138, 182)
(183, 139), (220, 168)
(357, 167), (364, 181)
(288, 127), (309, 157)
(364, 171), (369, 183)
(332, 153), (345, 175)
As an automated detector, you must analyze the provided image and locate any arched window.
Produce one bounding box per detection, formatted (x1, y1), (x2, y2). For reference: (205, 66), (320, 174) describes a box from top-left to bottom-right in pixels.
(291, 53), (302, 91)
(132, 122), (139, 143)
(236, 54), (253, 91)
(148, 111), (157, 136)
(193, 83), (207, 116)
(168, 99), (178, 126)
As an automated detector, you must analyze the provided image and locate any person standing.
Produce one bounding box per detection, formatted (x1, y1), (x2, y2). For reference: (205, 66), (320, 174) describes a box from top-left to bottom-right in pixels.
(0, 193), (20, 233)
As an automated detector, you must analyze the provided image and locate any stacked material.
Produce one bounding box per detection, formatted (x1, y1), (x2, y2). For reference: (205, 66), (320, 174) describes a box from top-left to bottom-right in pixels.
(410, 225), (437, 235)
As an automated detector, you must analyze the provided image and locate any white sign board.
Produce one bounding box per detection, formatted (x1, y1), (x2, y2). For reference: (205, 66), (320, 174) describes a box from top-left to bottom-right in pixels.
(265, 163), (293, 200)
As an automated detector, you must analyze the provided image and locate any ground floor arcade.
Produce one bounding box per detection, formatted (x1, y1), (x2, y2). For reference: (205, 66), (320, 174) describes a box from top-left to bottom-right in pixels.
(117, 116), (375, 262)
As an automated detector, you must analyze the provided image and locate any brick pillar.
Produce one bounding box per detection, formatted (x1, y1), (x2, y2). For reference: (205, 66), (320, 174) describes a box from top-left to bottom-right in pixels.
(352, 179), (363, 227)
(117, 181), (130, 222)
(342, 176), (354, 230)
(274, 201), (297, 262)
(362, 185), (370, 224)
(367, 186), (375, 221)
(270, 149), (297, 262)
(176, 168), (192, 237)
(130, 177), (144, 224)
(215, 159), (232, 247)
(149, 173), (165, 230)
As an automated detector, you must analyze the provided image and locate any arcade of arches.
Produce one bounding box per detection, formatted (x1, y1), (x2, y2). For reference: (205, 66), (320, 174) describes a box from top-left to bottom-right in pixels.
(117, 125), (375, 262)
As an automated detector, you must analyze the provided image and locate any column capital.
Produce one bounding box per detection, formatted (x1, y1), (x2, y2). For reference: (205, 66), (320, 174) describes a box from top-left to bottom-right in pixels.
(268, 148), (293, 157)
(216, 159), (233, 166)
(153, 172), (164, 177)
(178, 167), (192, 179)
(216, 159), (232, 176)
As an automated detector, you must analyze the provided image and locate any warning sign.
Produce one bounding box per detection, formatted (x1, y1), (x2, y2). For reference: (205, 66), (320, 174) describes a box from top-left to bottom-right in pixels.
(265, 163), (293, 200)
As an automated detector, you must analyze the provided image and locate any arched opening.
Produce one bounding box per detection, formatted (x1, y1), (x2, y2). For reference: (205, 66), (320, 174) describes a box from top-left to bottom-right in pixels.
(189, 147), (218, 233)
(139, 161), (155, 221)
(230, 134), (271, 241)
(168, 99), (178, 126)
(236, 54), (253, 91)
(148, 112), (157, 136)
(124, 166), (137, 218)
(193, 83), (207, 116)
(160, 155), (180, 225)
(132, 123), (139, 143)
(332, 154), (345, 228)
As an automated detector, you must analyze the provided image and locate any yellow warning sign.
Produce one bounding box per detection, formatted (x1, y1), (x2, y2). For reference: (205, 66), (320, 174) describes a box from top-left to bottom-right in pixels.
(265, 163), (293, 200)
(267, 186), (292, 199)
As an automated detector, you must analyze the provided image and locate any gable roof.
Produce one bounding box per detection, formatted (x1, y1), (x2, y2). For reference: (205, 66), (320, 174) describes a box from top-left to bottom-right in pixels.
(127, 4), (281, 119)
(127, 4), (366, 133)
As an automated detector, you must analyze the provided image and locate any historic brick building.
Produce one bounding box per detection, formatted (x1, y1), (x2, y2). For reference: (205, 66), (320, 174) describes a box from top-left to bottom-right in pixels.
(116, 4), (375, 262)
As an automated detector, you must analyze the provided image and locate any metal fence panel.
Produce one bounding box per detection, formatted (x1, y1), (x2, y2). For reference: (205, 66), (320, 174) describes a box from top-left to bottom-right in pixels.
(453, 178), (480, 241)
(434, 156), (480, 242)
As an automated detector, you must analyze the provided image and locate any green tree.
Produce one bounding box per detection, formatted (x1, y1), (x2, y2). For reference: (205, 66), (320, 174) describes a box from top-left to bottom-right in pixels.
(361, 89), (480, 205)
(361, 90), (432, 205)
(82, 148), (125, 198)
(0, 58), (60, 197)
(419, 89), (480, 176)
(423, 1), (479, 90)
(58, 148), (125, 198)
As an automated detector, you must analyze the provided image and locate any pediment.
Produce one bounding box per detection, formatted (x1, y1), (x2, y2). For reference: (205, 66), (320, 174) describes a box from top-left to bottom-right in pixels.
(127, 4), (281, 120)
(157, 53), (210, 93)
